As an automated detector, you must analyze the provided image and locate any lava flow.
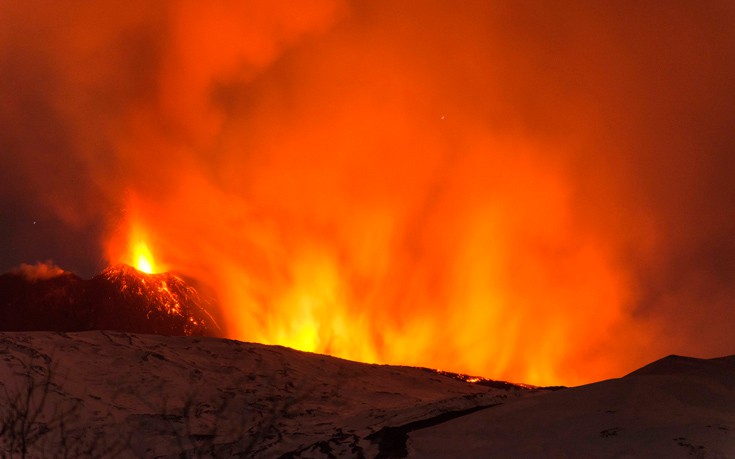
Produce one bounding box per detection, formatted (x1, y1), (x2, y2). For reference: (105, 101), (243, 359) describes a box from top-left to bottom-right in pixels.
(99, 263), (220, 336)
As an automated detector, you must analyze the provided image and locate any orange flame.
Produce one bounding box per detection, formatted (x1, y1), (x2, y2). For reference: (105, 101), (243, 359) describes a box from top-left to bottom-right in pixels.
(105, 199), (166, 275)
(102, 143), (641, 387)
(70, 2), (663, 386)
(132, 240), (155, 274)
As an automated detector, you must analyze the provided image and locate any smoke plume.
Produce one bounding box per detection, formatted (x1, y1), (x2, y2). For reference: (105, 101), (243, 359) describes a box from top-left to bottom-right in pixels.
(1, 1), (734, 385)
(10, 262), (66, 281)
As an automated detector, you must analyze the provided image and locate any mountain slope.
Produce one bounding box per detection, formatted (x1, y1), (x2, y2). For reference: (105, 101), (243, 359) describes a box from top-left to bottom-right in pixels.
(1, 331), (732, 458)
(408, 354), (735, 458)
(0, 331), (541, 457)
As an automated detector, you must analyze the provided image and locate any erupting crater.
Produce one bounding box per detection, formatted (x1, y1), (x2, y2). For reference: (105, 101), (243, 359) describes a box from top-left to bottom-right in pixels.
(0, 263), (220, 336)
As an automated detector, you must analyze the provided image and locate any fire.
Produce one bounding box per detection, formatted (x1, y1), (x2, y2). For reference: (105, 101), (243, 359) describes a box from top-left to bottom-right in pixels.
(132, 241), (155, 274)
(103, 144), (636, 387)
(105, 199), (167, 276)
(123, 223), (164, 275)
(48, 2), (670, 387)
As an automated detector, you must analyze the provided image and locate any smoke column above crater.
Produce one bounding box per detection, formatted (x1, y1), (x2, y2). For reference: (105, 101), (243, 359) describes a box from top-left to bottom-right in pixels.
(1, 1), (734, 385)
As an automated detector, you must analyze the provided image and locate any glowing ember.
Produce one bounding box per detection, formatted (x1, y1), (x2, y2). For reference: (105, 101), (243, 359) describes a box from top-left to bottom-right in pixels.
(428, 369), (558, 391)
(103, 265), (181, 318)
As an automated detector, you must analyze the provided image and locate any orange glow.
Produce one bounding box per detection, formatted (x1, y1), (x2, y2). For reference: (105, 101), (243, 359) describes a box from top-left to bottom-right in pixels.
(132, 241), (155, 274)
(123, 224), (163, 275)
(102, 142), (640, 386)
(96, 2), (650, 387)
(105, 199), (167, 276)
(22, 1), (694, 386)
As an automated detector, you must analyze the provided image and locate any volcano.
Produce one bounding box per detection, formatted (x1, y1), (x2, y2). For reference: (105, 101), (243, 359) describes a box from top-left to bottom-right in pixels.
(0, 264), (220, 336)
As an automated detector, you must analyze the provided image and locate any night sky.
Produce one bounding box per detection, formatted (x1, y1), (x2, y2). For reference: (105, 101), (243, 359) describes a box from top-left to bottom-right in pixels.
(1, 1), (734, 384)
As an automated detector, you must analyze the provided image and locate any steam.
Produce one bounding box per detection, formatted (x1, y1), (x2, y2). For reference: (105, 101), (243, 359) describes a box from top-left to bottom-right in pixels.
(10, 262), (67, 281)
(1, 1), (734, 385)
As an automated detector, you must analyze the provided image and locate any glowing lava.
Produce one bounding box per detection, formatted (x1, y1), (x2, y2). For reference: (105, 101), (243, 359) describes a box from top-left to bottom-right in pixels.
(132, 240), (155, 274)
(105, 199), (167, 276)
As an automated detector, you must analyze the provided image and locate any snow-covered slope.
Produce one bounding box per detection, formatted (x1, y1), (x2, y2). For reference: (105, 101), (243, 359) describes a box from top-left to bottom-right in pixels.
(0, 331), (540, 457)
(408, 355), (735, 458)
(1, 331), (733, 458)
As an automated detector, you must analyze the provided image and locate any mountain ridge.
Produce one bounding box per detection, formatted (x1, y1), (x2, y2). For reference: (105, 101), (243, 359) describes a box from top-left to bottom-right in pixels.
(0, 264), (219, 336)
(0, 330), (732, 457)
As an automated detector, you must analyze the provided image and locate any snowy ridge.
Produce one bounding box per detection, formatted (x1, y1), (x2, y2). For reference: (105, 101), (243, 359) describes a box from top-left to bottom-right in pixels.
(0, 331), (540, 457)
(409, 354), (735, 458)
(1, 331), (733, 458)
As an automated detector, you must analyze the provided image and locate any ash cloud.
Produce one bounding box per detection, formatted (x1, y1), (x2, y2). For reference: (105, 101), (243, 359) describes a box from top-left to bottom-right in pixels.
(1, 1), (734, 384)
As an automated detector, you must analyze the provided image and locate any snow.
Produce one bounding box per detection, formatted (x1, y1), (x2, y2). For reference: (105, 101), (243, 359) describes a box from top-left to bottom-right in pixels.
(408, 355), (735, 458)
(0, 331), (733, 458)
(0, 331), (537, 457)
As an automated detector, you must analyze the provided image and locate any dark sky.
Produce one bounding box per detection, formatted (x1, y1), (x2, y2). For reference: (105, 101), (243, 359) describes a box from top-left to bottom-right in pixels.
(1, 0), (734, 385)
